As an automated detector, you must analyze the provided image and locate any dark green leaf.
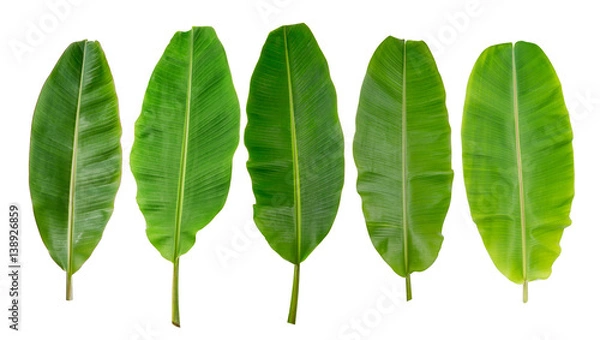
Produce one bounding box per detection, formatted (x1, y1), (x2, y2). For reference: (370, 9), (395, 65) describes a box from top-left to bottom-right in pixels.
(30, 40), (121, 300)
(245, 23), (344, 323)
(354, 37), (453, 300)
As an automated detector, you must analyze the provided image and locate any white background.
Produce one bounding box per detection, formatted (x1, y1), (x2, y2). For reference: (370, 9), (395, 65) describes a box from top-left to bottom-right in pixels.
(1, 0), (599, 339)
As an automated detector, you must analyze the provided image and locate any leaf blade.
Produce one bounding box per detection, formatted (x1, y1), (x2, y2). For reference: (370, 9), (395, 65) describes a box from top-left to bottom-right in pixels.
(354, 37), (453, 295)
(245, 23), (344, 264)
(131, 27), (240, 262)
(131, 26), (239, 326)
(29, 40), (122, 297)
(462, 41), (574, 293)
(245, 23), (344, 322)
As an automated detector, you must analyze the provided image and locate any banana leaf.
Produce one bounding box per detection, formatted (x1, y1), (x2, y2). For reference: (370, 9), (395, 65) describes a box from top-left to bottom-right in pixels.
(462, 41), (574, 302)
(245, 23), (344, 324)
(130, 27), (239, 327)
(354, 37), (453, 300)
(29, 40), (121, 300)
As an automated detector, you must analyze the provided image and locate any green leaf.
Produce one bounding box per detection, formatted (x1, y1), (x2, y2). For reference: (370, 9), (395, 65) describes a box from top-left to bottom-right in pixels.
(354, 37), (453, 301)
(462, 41), (574, 302)
(29, 40), (121, 300)
(245, 23), (344, 324)
(130, 27), (240, 327)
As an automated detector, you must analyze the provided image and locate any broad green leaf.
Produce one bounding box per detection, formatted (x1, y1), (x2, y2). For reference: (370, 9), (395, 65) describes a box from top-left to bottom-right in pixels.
(29, 40), (121, 300)
(130, 27), (239, 327)
(245, 23), (344, 324)
(354, 37), (453, 301)
(462, 41), (574, 302)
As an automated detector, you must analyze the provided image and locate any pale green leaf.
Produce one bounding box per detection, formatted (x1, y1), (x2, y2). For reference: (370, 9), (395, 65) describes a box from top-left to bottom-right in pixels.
(462, 41), (574, 301)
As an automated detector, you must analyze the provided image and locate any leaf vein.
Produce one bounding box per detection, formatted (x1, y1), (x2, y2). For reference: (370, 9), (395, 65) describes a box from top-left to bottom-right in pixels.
(284, 26), (302, 263)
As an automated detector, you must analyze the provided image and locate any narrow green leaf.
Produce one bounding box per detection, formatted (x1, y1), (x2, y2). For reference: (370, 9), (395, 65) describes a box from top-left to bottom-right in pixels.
(354, 37), (453, 300)
(462, 41), (574, 302)
(245, 23), (344, 324)
(29, 40), (122, 300)
(130, 27), (240, 327)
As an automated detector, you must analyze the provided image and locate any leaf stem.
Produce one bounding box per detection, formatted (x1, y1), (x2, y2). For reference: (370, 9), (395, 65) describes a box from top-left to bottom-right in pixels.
(287, 263), (300, 324)
(405, 274), (412, 301)
(66, 272), (73, 300)
(523, 280), (528, 303)
(172, 257), (180, 327)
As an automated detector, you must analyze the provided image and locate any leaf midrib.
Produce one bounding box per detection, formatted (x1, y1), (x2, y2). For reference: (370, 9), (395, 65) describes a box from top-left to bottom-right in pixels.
(512, 45), (527, 285)
(67, 40), (88, 275)
(401, 41), (409, 276)
(172, 30), (194, 262)
(283, 27), (302, 264)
